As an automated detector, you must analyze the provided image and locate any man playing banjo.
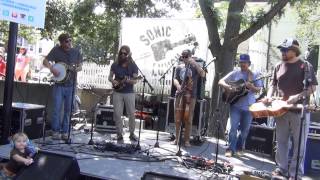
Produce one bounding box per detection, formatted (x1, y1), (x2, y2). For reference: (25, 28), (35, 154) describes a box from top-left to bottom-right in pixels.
(43, 33), (83, 140)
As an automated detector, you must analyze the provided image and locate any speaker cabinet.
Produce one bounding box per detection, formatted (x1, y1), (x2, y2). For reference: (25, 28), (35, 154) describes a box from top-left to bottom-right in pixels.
(15, 151), (80, 180)
(245, 125), (275, 157)
(0, 103), (45, 142)
(94, 104), (116, 132)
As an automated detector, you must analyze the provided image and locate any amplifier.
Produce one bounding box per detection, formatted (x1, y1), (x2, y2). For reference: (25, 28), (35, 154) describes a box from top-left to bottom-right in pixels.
(0, 102), (45, 140)
(165, 97), (207, 138)
(245, 124), (275, 157)
(95, 104), (116, 133)
(304, 122), (320, 174)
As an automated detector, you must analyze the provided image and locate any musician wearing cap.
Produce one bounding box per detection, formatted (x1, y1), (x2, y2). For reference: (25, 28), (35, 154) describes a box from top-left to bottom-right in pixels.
(43, 33), (83, 140)
(108, 45), (139, 143)
(173, 49), (205, 147)
(262, 38), (317, 179)
(218, 54), (263, 157)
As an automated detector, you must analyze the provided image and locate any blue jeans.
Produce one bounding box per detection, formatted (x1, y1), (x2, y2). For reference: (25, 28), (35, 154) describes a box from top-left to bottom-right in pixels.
(228, 106), (252, 152)
(51, 85), (73, 133)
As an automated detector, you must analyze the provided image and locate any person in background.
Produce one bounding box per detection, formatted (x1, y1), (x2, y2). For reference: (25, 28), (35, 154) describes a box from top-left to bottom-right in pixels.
(15, 47), (30, 82)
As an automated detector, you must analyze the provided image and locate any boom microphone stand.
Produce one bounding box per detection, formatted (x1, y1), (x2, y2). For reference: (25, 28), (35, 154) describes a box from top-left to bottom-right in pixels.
(154, 62), (177, 148)
(295, 62), (310, 180)
(133, 62), (154, 150)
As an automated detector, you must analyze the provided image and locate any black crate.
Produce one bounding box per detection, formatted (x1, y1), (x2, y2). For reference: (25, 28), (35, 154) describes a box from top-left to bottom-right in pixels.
(245, 124), (275, 156)
(1, 103), (45, 140)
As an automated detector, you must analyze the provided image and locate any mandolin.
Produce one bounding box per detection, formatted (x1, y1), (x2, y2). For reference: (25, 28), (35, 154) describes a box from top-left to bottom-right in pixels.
(112, 75), (143, 90)
(222, 74), (270, 105)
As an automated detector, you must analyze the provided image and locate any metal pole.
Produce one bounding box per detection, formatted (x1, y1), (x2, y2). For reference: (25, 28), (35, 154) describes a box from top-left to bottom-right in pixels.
(1, 22), (18, 144)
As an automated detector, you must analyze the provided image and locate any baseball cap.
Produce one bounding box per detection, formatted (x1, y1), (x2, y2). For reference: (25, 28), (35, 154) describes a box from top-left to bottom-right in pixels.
(277, 38), (299, 49)
(239, 54), (250, 63)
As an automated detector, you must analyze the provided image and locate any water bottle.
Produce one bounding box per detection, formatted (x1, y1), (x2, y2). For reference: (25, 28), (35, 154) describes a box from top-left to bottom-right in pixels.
(106, 96), (111, 105)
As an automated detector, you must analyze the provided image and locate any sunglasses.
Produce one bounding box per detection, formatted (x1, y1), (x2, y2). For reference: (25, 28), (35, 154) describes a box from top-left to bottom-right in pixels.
(182, 56), (188, 59)
(64, 39), (72, 43)
(120, 52), (128, 56)
(280, 47), (289, 53)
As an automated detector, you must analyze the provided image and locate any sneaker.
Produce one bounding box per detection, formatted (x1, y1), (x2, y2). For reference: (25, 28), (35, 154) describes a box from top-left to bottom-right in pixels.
(129, 134), (138, 141)
(271, 168), (287, 178)
(225, 149), (233, 157)
(235, 150), (244, 157)
(52, 132), (61, 140)
(171, 140), (177, 145)
(184, 141), (191, 147)
(61, 133), (69, 141)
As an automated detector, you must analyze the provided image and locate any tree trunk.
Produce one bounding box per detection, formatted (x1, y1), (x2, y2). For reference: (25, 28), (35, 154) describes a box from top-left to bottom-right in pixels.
(207, 47), (237, 137)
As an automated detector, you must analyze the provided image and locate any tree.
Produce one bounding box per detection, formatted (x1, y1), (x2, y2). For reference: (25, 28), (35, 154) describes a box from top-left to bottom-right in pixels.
(199, 0), (296, 136)
(295, 0), (320, 45)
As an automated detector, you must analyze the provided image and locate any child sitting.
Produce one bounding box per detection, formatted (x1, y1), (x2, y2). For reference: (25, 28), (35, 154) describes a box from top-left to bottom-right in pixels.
(0, 132), (36, 179)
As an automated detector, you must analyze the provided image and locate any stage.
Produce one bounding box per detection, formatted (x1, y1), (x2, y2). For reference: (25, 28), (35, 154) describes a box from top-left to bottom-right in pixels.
(0, 128), (316, 180)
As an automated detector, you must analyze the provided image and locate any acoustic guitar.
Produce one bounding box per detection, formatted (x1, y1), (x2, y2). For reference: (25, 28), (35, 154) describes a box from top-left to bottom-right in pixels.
(222, 74), (270, 105)
(249, 99), (319, 118)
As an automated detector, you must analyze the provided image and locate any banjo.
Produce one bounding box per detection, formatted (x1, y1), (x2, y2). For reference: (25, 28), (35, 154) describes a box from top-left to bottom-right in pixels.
(51, 62), (78, 83)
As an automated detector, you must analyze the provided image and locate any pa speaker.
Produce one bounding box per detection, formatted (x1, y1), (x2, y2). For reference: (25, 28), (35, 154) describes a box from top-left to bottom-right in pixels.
(141, 171), (190, 180)
(15, 151), (80, 180)
(307, 45), (319, 72)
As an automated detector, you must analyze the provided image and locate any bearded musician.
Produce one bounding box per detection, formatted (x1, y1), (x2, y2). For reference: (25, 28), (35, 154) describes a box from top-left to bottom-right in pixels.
(173, 49), (205, 147)
(263, 38), (317, 180)
(108, 45), (139, 143)
(219, 54), (263, 157)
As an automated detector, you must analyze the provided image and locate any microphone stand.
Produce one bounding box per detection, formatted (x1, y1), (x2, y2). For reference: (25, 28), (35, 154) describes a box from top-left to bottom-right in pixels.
(295, 62), (310, 180)
(87, 87), (106, 145)
(154, 61), (177, 148)
(133, 61), (154, 150)
(66, 71), (78, 144)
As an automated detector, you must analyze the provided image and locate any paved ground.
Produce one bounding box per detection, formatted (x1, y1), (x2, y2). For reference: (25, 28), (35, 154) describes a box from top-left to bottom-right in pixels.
(0, 129), (317, 179)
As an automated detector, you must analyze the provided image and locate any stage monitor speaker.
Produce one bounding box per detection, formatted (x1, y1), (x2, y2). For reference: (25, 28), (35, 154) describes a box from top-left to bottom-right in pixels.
(307, 45), (319, 72)
(245, 125), (275, 157)
(15, 151), (80, 180)
(141, 171), (190, 180)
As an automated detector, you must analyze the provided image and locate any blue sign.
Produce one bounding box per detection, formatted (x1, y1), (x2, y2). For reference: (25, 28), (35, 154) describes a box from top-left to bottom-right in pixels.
(0, 0), (46, 28)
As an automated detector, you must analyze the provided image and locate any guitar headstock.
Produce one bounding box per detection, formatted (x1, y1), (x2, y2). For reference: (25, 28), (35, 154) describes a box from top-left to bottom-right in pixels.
(184, 34), (196, 45)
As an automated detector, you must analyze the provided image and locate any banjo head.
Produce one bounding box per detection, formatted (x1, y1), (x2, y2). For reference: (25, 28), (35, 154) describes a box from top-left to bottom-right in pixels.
(51, 63), (67, 82)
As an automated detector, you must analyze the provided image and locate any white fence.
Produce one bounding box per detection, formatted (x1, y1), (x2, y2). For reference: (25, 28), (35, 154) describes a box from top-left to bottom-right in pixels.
(77, 62), (112, 89)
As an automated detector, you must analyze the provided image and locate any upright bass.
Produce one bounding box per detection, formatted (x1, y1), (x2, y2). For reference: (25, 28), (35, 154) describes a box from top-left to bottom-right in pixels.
(175, 63), (193, 142)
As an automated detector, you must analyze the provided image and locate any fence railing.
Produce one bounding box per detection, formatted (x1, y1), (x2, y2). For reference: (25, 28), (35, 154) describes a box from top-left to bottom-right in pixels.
(77, 62), (112, 89)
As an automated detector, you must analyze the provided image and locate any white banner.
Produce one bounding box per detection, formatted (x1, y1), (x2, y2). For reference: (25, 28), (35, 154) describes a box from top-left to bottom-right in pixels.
(0, 0), (46, 28)
(120, 18), (214, 95)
